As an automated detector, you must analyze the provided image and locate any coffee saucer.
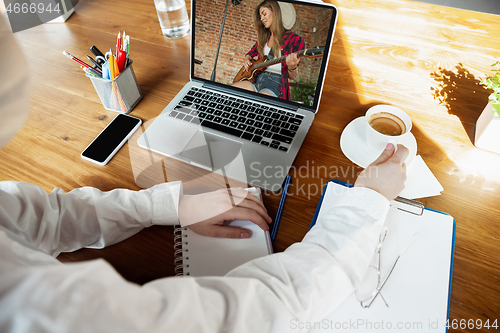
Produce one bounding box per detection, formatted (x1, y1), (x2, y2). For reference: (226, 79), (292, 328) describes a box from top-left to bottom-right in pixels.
(340, 117), (417, 168)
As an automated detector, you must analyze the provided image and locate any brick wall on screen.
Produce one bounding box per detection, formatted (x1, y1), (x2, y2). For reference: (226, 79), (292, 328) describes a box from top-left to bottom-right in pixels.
(194, 0), (258, 83)
(292, 5), (331, 86)
(194, 0), (333, 98)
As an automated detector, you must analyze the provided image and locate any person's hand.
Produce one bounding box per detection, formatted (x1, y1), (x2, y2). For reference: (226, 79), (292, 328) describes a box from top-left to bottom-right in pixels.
(354, 143), (409, 200)
(286, 53), (299, 71)
(178, 188), (272, 239)
(244, 56), (257, 72)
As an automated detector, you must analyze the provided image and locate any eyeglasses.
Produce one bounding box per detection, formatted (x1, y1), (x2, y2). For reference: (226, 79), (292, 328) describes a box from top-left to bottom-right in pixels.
(355, 227), (417, 308)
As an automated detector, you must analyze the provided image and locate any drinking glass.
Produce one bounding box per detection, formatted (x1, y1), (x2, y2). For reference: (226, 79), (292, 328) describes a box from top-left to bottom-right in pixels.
(154, 0), (190, 39)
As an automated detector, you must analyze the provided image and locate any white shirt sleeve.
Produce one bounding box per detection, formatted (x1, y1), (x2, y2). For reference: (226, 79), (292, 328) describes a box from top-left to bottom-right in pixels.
(0, 185), (389, 332)
(0, 180), (182, 256)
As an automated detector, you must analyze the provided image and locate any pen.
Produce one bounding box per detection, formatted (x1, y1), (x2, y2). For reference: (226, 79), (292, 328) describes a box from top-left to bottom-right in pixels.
(126, 35), (130, 66)
(89, 46), (106, 65)
(271, 175), (291, 241)
(86, 55), (103, 71)
(121, 36), (128, 68)
(63, 51), (102, 75)
(116, 31), (121, 58)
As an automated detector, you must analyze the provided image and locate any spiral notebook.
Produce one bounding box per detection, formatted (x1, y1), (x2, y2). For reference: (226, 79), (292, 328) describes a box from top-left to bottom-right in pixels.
(309, 180), (456, 333)
(174, 188), (273, 276)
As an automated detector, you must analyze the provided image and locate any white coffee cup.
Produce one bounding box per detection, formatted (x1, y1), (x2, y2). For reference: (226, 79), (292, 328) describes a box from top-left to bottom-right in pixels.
(365, 105), (412, 154)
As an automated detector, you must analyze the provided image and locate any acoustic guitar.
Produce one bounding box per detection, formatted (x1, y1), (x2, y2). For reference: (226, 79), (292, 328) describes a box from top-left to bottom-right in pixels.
(233, 46), (325, 83)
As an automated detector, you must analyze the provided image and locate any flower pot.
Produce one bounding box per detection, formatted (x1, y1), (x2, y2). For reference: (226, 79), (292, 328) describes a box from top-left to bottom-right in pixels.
(475, 102), (500, 154)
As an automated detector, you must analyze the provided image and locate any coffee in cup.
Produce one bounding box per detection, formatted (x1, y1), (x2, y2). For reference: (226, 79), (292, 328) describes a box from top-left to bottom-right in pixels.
(367, 112), (406, 136)
(365, 105), (412, 153)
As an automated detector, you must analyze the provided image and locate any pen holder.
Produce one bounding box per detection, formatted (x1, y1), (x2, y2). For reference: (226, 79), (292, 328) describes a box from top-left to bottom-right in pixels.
(87, 61), (143, 113)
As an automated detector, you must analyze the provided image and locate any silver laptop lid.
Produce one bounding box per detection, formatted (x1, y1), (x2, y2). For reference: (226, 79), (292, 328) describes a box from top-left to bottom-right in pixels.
(190, 0), (338, 113)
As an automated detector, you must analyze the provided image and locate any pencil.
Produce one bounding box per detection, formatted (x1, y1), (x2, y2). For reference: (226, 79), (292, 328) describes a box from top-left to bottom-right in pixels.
(271, 175), (291, 241)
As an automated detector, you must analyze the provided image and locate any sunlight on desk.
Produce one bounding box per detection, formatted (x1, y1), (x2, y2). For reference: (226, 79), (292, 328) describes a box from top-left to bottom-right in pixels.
(0, 0), (499, 330)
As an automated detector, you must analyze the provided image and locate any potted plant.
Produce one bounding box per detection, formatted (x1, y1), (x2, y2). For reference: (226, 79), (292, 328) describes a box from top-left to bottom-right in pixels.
(291, 79), (317, 106)
(476, 61), (500, 154)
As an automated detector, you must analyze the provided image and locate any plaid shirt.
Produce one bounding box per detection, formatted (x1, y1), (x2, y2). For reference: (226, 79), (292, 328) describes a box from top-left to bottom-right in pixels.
(246, 31), (305, 101)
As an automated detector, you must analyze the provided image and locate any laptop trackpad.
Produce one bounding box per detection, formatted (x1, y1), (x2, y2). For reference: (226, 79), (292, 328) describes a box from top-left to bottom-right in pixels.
(178, 130), (243, 170)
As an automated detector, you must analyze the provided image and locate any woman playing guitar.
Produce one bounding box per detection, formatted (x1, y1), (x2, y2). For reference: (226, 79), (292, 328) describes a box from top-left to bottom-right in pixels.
(232, 0), (304, 101)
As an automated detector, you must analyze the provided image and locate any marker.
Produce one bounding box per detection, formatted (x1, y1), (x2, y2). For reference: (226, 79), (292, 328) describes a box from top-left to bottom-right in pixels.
(90, 46), (106, 64)
(108, 51), (115, 79)
(117, 50), (127, 72)
(102, 61), (111, 80)
(113, 54), (120, 76)
(63, 51), (102, 75)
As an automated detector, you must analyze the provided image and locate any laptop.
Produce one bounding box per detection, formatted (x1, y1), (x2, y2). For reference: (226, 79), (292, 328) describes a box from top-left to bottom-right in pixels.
(138, 0), (338, 191)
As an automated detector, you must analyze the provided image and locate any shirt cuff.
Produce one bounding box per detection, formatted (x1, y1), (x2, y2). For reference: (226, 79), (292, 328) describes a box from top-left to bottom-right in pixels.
(151, 181), (183, 225)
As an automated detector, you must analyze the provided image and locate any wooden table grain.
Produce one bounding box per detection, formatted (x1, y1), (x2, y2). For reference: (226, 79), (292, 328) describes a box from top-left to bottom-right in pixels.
(1, 0), (499, 330)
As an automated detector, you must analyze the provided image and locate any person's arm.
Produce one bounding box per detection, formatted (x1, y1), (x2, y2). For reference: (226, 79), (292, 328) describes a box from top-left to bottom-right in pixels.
(0, 184), (388, 332)
(285, 34), (305, 80)
(1, 145), (407, 332)
(244, 42), (259, 71)
(286, 53), (300, 80)
(246, 42), (259, 59)
(0, 182), (272, 256)
(0, 181), (182, 256)
(224, 144), (409, 325)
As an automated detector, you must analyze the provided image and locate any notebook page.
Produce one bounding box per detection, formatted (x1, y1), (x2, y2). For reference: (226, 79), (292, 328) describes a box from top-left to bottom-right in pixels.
(181, 220), (272, 277)
(308, 182), (454, 333)
(180, 187), (272, 277)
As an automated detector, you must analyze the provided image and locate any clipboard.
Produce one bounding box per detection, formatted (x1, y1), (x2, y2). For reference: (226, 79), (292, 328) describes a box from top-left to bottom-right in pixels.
(308, 180), (456, 333)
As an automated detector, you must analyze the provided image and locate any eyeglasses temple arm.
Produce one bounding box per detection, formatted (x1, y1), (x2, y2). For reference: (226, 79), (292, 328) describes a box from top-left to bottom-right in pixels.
(364, 233), (418, 308)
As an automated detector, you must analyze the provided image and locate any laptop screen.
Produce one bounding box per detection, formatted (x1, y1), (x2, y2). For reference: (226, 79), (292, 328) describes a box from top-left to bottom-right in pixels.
(191, 0), (338, 112)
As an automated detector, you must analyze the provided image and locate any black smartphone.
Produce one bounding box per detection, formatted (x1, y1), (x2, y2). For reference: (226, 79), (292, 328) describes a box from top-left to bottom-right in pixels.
(81, 114), (142, 165)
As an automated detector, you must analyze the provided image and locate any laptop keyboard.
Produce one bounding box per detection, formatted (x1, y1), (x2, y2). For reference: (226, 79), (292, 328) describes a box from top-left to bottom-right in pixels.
(168, 87), (304, 152)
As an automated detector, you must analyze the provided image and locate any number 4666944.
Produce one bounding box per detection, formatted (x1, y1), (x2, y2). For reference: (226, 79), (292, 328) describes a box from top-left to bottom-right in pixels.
(6, 2), (60, 14)
(446, 319), (498, 330)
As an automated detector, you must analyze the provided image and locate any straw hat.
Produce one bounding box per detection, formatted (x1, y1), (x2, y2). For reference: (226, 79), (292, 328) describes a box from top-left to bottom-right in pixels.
(278, 2), (296, 29)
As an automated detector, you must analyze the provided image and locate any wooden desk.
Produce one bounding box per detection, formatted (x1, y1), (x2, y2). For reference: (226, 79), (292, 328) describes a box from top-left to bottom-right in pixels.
(1, 0), (499, 329)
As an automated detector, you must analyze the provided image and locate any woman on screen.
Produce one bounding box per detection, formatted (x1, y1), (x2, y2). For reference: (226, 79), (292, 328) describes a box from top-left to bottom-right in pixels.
(232, 0), (304, 101)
